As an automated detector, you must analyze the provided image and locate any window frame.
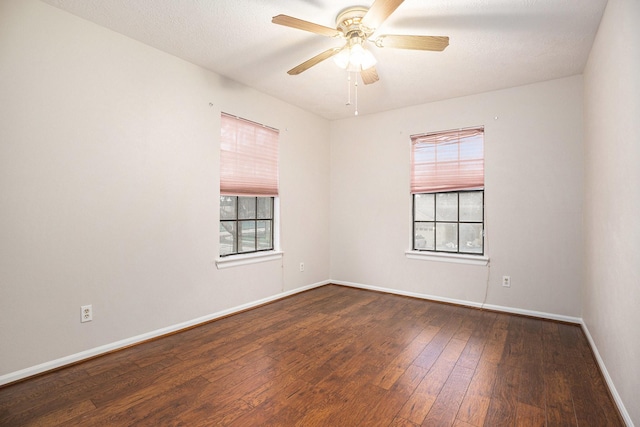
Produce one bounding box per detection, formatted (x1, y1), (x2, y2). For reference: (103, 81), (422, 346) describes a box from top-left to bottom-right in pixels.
(412, 189), (485, 255)
(220, 195), (275, 258)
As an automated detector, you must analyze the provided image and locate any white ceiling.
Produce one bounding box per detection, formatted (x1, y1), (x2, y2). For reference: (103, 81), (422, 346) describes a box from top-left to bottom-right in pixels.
(41, 0), (607, 120)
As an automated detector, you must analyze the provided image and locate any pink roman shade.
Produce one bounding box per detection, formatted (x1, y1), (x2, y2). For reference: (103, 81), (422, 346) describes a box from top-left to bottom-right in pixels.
(220, 113), (279, 196)
(410, 127), (484, 194)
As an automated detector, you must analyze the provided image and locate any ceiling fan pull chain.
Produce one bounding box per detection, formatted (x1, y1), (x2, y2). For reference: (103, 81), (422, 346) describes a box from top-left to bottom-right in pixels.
(354, 73), (359, 116)
(346, 72), (352, 106)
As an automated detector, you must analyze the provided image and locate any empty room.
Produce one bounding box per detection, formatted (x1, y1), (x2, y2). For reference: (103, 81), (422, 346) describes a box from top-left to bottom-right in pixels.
(1, 0), (638, 425)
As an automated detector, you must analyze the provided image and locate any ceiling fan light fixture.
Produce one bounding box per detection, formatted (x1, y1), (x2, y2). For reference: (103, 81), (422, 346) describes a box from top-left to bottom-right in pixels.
(349, 43), (366, 64)
(333, 48), (350, 69)
(359, 48), (377, 70)
(333, 42), (377, 71)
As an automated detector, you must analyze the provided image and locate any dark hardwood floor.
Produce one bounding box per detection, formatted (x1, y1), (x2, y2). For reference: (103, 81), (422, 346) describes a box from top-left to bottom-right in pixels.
(0, 285), (623, 426)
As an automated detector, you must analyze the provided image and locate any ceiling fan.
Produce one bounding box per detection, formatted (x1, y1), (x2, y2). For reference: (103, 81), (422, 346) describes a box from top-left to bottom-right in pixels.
(272, 0), (449, 85)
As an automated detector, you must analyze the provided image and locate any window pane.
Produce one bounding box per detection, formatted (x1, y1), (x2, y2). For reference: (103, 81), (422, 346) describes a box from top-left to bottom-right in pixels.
(257, 197), (273, 219)
(239, 221), (256, 252)
(460, 223), (483, 254)
(412, 190), (484, 255)
(257, 220), (272, 250)
(460, 192), (483, 222)
(238, 197), (256, 220)
(436, 223), (458, 251)
(414, 222), (434, 250)
(220, 196), (237, 220)
(220, 221), (237, 256)
(414, 194), (434, 221)
(436, 193), (458, 221)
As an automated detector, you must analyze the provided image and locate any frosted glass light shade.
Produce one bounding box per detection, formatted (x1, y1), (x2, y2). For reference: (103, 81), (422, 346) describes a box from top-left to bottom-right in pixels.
(333, 44), (377, 70)
(349, 43), (365, 65)
(360, 49), (377, 70)
(333, 48), (350, 68)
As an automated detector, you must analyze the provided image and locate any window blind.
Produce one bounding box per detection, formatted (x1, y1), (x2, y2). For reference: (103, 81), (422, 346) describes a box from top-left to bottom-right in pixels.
(220, 113), (279, 196)
(410, 127), (484, 194)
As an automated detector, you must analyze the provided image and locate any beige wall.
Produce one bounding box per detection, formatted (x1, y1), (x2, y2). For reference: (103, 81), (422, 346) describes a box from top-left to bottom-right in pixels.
(0, 0), (330, 376)
(583, 0), (640, 424)
(330, 76), (585, 318)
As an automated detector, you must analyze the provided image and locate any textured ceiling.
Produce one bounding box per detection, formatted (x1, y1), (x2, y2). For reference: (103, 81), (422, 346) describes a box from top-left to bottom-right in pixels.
(41, 0), (607, 120)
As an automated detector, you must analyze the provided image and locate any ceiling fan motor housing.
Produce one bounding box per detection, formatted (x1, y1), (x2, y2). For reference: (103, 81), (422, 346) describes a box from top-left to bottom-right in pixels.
(336, 6), (373, 38)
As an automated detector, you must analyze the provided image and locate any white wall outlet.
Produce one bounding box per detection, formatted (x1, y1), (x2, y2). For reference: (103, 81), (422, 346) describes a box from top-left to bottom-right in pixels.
(81, 304), (93, 322)
(299, 262), (305, 272)
(502, 276), (511, 287)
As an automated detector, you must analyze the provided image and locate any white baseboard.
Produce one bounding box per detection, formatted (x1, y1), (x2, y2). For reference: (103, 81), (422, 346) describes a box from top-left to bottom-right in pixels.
(0, 280), (329, 387)
(480, 303), (582, 324)
(580, 321), (634, 427)
(331, 280), (582, 324)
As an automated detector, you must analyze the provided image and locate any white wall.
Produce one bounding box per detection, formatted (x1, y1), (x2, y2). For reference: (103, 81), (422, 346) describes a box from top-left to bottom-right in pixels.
(583, 0), (640, 424)
(330, 76), (584, 318)
(0, 0), (330, 377)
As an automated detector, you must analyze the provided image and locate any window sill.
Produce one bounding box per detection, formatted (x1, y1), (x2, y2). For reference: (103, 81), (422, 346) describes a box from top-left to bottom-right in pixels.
(216, 251), (283, 269)
(405, 250), (489, 266)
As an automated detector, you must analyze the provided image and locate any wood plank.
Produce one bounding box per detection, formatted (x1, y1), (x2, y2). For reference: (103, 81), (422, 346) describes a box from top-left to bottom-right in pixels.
(0, 357), (176, 425)
(22, 399), (96, 427)
(360, 364), (430, 425)
(390, 416), (421, 426)
(455, 310), (498, 371)
(455, 360), (497, 426)
(482, 360), (521, 425)
(412, 318), (462, 370)
(565, 348), (624, 426)
(324, 382), (387, 426)
(371, 325), (440, 390)
(517, 318), (545, 408)
(544, 367), (578, 426)
(397, 338), (468, 424)
(515, 402), (546, 427)
(422, 364), (475, 426)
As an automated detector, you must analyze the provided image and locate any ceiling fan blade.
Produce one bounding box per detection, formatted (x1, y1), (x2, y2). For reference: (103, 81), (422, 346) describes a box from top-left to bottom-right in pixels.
(287, 47), (342, 75)
(361, 0), (404, 30)
(272, 14), (342, 38)
(375, 35), (449, 51)
(361, 66), (379, 85)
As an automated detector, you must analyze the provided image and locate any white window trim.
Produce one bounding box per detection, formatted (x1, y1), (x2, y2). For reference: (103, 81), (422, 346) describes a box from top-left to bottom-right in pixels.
(216, 250), (283, 269)
(405, 250), (489, 266)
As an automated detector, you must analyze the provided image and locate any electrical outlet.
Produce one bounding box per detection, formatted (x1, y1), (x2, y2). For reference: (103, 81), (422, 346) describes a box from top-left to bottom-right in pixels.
(81, 305), (93, 323)
(502, 276), (511, 287)
(299, 262), (305, 272)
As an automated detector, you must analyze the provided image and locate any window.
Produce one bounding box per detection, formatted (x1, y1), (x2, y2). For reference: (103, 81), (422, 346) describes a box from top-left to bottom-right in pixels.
(220, 196), (274, 256)
(413, 191), (484, 254)
(411, 127), (484, 255)
(220, 113), (279, 257)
